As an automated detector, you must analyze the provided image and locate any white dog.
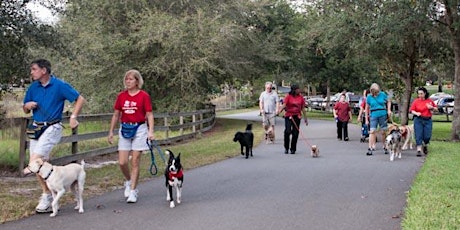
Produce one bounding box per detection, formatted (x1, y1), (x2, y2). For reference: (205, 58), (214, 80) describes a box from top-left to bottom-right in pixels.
(28, 158), (86, 217)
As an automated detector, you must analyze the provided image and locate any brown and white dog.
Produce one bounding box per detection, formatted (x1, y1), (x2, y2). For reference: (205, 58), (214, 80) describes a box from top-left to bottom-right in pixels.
(311, 145), (320, 158)
(28, 158), (86, 217)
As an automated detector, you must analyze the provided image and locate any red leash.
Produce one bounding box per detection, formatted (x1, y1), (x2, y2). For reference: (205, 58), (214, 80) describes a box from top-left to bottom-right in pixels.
(290, 116), (313, 148)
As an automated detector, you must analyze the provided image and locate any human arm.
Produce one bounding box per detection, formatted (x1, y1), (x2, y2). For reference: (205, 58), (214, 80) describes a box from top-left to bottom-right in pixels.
(69, 95), (85, 129)
(146, 111), (155, 140)
(108, 110), (120, 144)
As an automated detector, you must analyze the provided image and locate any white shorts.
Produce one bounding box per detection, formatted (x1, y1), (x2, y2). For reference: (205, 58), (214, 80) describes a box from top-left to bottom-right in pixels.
(118, 124), (149, 151)
(263, 113), (276, 127)
(29, 123), (63, 160)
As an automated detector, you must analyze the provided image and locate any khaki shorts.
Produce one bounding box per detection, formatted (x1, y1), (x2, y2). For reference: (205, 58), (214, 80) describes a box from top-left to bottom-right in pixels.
(263, 113), (276, 127)
(29, 123), (63, 160)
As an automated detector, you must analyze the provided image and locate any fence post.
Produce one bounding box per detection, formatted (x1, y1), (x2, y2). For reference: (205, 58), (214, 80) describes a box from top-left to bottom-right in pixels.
(18, 118), (28, 177)
(179, 115), (184, 136)
(192, 114), (196, 133)
(164, 116), (169, 139)
(71, 126), (78, 162)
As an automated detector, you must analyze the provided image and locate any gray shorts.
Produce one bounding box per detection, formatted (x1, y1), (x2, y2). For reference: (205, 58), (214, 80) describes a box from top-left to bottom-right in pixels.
(263, 113), (276, 127)
(118, 124), (149, 151)
(29, 123), (63, 160)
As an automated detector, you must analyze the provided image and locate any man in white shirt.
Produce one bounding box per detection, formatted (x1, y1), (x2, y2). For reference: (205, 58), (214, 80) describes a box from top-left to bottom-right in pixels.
(259, 82), (280, 143)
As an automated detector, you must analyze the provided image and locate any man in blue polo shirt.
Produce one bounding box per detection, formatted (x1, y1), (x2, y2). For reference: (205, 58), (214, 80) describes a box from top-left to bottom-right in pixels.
(23, 59), (85, 213)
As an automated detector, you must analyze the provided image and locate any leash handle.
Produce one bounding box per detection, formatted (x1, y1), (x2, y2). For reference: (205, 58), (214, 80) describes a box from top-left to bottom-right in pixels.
(146, 139), (158, 175)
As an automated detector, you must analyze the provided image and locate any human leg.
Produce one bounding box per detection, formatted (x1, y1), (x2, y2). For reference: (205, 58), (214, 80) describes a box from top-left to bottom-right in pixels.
(367, 116), (378, 155)
(290, 116), (301, 153)
(423, 119), (432, 154)
(336, 120), (342, 140)
(343, 121), (349, 141)
(284, 117), (292, 153)
(413, 117), (423, 156)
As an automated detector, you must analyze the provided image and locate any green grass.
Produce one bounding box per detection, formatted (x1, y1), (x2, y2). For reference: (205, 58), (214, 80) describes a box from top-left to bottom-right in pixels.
(402, 141), (460, 229)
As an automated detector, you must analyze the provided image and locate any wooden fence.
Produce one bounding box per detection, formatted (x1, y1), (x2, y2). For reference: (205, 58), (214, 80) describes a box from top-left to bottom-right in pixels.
(18, 107), (216, 176)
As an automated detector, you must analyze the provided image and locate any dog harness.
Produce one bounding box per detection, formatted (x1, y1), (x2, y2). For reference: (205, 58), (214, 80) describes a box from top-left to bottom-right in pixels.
(168, 169), (183, 181)
(30, 163), (54, 180)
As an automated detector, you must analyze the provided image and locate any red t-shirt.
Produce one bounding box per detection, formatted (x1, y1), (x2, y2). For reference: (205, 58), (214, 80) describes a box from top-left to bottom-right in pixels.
(409, 98), (436, 118)
(284, 94), (305, 118)
(114, 90), (153, 123)
(334, 101), (351, 122)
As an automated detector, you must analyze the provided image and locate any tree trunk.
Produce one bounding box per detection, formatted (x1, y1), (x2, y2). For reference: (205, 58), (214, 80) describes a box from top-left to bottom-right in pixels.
(400, 75), (413, 125)
(450, 35), (460, 141)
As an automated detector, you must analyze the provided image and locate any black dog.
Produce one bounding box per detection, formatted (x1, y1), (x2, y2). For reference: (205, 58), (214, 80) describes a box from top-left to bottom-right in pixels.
(233, 124), (254, 159)
(164, 149), (184, 208)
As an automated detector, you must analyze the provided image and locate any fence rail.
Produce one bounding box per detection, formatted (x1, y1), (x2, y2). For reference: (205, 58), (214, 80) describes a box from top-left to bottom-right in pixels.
(18, 107), (216, 176)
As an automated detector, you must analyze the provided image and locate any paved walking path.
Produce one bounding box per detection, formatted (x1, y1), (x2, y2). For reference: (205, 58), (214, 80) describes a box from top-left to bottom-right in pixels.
(2, 111), (423, 230)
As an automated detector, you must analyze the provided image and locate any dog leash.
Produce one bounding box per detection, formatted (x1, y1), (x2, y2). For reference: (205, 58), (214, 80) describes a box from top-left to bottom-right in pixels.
(290, 116), (313, 148)
(146, 139), (166, 175)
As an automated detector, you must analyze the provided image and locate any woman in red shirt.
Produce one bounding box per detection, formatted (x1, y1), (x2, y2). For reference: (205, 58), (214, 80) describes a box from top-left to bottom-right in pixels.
(108, 69), (155, 203)
(277, 84), (308, 154)
(409, 87), (437, 157)
(333, 94), (352, 141)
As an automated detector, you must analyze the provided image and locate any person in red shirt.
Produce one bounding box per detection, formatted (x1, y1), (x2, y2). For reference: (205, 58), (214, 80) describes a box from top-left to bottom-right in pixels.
(333, 94), (352, 141)
(108, 69), (155, 203)
(409, 87), (437, 157)
(277, 84), (308, 154)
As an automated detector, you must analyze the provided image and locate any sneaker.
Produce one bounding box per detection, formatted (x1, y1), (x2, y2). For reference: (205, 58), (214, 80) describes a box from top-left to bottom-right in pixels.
(36, 193), (52, 213)
(366, 148), (373, 156)
(344, 137), (349, 141)
(290, 150), (296, 154)
(127, 189), (138, 203)
(423, 146), (428, 155)
(417, 151), (422, 157)
(124, 180), (131, 198)
(284, 149), (288, 154)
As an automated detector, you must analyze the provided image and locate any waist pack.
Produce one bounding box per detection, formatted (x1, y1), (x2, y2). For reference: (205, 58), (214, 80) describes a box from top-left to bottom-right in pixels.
(120, 122), (143, 139)
(26, 124), (50, 140)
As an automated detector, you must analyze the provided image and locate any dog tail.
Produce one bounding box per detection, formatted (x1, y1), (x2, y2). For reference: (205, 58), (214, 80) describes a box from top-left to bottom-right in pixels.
(80, 160), (86, 168)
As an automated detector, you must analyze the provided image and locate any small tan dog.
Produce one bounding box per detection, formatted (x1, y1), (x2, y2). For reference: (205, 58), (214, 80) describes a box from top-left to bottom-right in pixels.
(311, 145), (320, 157)
(28, 158), (86, 217)
(264, 125), (275, 144)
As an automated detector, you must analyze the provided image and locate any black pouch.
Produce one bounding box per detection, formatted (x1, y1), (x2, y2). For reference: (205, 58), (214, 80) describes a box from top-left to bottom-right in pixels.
(26, 124), (49, 140)
(121, 123), (141, 139)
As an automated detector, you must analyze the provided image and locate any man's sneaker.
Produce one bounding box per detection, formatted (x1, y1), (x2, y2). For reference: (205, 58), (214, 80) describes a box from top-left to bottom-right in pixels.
(423, 146), (428, 155)
(124, 181), (131, 198)
(36, 193), (52, 213)
(127, 189), (138, 203)
(417, 151), (422, 157)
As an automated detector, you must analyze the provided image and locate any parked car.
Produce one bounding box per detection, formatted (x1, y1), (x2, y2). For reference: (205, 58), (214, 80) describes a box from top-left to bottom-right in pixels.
(430, 92), (453, 102)
(437, 97), (454, 114)
(348, 95), (361, 115)
(306, 97), (324, 110)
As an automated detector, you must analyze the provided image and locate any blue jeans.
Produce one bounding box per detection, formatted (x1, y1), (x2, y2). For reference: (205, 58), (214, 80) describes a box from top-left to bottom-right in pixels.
(413, 116), (432, 146)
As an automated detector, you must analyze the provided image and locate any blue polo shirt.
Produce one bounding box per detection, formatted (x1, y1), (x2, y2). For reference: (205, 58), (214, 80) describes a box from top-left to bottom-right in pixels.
(23, 76), (80, 122)
(366, 92), (388, 118)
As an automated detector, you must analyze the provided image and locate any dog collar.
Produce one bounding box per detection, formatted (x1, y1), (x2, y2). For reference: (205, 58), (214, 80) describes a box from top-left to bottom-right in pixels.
(43, 168), (54, 180)
(168, 169), (183, 180)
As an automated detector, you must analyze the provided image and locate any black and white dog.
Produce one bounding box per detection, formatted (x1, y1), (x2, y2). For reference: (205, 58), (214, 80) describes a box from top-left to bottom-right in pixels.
(164, 149), (184, 208)
(386, 129), (403, 161)
(233, 123), (254, 159)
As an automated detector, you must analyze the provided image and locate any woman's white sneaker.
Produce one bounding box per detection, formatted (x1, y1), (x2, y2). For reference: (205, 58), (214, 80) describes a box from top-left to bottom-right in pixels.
(127, 189), (138, 203)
